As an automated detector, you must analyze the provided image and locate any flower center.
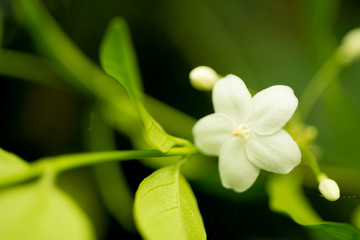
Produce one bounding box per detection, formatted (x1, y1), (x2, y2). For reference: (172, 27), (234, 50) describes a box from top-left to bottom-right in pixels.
(232, 124), (251, 139)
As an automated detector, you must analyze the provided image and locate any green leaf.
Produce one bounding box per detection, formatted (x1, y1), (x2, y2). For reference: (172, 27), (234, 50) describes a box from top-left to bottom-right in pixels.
(134, 165), (206, 240)
(140, 108), (185, 152)
(267, 172), (322, 225)
(100, 17), (187, 152)
(100, 17), (143, 103)
(0, 148), (30, 178)
(309, 222), (360, 240)
(267, 172), (360, 240)
(14, 0), (187, 152)
(0, 176), (95, 240)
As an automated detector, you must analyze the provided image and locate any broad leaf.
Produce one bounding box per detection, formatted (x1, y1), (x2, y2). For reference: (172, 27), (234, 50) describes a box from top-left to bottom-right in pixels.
(0, 176), (95, 240)
(268, 173), (360, 239)
(0, 148), (30, 178)
(100, 17), (186, 152)
(134, 165), (206, 240)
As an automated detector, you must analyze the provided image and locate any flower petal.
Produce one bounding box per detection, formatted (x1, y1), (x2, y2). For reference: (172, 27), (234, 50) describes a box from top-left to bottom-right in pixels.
(219, 138), (260, 192)
(213, 74), (252, 124)
(249, 85), (298, 135)
(193, 113), (236, 156)
(246, 129), (301, 174)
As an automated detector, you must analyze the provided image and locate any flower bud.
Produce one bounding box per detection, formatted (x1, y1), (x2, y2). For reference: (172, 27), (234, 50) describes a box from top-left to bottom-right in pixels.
(339, 28), (360, 63)
(189, 66), (219, 91)
(318, 177), (340, 201)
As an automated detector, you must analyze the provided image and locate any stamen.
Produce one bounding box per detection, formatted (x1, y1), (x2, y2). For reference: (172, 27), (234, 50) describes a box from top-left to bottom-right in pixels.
(232, 124), (251, 139)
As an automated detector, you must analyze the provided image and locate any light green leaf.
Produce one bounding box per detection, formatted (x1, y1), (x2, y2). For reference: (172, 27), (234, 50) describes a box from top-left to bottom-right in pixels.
(0, 148), (30, 178)
(267, 172), (322, 225)
(267, 172), (360, 239)
(140, 108), (186, 152)
(100, 17), (187, 152)
(134, 165), (206, 240)
(100, 17), (143, 103)
(0, 176), (95, 240)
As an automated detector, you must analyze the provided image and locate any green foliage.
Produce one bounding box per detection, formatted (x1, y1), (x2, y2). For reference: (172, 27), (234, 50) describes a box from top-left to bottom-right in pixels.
(2, 0), (360, 239)
(268, 172), (360, 240)
(100, 17), (187, 152)
(88, 111), (135, 232)
(268, 172), (322, 225)
(310, 222), (360, 240)
(100, 17), (143, 103)
(0, 174), (95, 240)
(0, 148), (30, 178)
(134, 165), (206, 240)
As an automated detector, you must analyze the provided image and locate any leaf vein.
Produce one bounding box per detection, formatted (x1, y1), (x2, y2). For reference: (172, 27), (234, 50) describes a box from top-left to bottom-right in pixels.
(139, 181), (175, 199)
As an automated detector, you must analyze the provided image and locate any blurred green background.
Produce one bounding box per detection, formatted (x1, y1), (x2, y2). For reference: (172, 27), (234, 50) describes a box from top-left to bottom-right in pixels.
(1, 0), (360, 239)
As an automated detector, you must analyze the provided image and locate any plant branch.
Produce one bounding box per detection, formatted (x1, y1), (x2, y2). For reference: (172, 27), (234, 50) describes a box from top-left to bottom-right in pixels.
(0, 147), (199, 188)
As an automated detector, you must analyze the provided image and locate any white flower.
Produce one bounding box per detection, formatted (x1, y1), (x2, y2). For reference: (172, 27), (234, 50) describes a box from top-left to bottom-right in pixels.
(193, 74), (301, 192)
(318, 177), (340, 201)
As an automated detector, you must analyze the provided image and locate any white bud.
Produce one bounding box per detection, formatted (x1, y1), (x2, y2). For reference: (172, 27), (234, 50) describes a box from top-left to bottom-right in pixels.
(189, 66), (219, 91)
(318, 177), (340, 201)
(339, 28), (360, 63)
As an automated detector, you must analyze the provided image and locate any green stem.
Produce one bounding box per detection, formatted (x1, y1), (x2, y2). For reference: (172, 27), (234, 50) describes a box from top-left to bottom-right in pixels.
(302, 164), (360, 194)
(299, 50), (344, 120)
(0, 147), (199, 188)
(300, 147), (323, 182)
